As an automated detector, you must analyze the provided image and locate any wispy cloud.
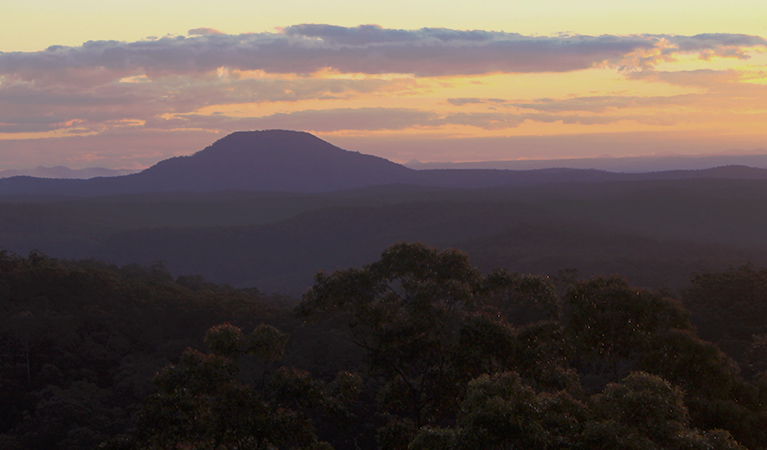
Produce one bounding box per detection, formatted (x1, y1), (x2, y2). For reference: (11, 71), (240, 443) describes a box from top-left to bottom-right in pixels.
(188, 28), (225, 36)
(626, 69), (742, 87)
(145, 107), (441, 132)
(0, 74), (418, 133)
(140, 107), (682, 133)
(448, 66), (767, 117)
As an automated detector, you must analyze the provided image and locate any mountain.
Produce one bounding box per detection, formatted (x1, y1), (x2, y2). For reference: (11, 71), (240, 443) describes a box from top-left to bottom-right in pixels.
(3, 130), (767, 197)
(0, 130), (416, 196)
(128, 130), (414, 192)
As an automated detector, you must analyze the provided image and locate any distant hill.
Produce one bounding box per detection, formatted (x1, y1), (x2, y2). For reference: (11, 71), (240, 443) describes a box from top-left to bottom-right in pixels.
(2, 130), (767, 197)
(3, 177), (767, 296)
(406, 152), (767, 172)
(92, 190), (767, 295)
(0, 166), (136, 179)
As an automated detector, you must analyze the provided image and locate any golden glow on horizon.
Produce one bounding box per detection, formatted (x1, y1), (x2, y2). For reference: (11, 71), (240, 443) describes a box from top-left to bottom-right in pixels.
(178, 66), (712, 135)
(1, 0), (767, 168)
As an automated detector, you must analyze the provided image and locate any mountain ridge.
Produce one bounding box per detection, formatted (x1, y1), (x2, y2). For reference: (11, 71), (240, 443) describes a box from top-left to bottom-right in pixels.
(0, 166), (136, 179)
(405, 152), (767, 172)
(2, 130), (767, 197)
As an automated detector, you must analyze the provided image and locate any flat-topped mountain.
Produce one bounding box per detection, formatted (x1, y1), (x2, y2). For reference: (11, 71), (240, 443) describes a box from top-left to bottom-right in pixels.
(131, 130), (414, 192)
(2, 130), (767, 196)
(0, 130), (414, 196)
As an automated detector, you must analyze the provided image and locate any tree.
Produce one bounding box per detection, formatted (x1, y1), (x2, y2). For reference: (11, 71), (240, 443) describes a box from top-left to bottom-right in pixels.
(565, 276), (692, 385)
(684, 266), (767, 366)
(482, 269), (561, 324)
(298, 243), (484, 435)
(452, 371), (587, 450)
(120, 323), (337, 450)
(585, 372), (746, 450)
(298, 243), (581, 448)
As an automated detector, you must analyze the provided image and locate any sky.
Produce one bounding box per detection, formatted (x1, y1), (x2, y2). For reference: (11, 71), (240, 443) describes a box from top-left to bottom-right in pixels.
(1, 0), (767, 169)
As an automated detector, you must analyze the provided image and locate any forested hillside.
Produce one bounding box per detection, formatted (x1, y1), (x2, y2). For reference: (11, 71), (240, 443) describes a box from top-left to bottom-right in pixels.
(3, 131), (767, 297)
(3, 178), (767, 295)
(3, 245), (767, 449)
(0, 251), (291, 449)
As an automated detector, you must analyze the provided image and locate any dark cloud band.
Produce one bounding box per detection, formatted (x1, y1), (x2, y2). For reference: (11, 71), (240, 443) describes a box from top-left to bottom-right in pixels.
(2, 26), (763, 82)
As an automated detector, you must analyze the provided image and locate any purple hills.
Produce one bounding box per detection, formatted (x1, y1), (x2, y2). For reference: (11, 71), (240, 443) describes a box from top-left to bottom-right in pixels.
(132, 130), (414, 192)
(0, 166), (135, 179)
(2, 129), (767, 197)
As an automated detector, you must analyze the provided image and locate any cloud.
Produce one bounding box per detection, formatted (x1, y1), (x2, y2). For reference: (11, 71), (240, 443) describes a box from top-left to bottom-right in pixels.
(145, 108), (441, 132)
(188, 28), (225, 36)
(448, 94), (694, 114)
(448, 67), (767, 115)
(282, 24), (419, 46)
(3, 26), (762, 85)
(1, 25), (765, 145)
(440, 112), (526, 129)
(141, 107), (680, 134)
(0, 129), (217, 169)
(447, 98), (508, 106)
(510, 95), (697, 113)
(667, 33), (765, 57)
(616, 34), (766, 71)
(0, 75), (417, 133)
(627, 69), (741, 87)
(523, 112), (676, 126)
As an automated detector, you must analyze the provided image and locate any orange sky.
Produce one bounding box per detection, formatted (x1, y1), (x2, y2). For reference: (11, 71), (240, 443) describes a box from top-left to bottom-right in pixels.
(1, 1), (767, 169)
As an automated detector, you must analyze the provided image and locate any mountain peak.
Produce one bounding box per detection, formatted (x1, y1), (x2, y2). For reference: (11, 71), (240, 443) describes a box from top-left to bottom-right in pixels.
(5, 130), (767, 197)
(135, 130), (413, 192)
(191, 130), (357, 160)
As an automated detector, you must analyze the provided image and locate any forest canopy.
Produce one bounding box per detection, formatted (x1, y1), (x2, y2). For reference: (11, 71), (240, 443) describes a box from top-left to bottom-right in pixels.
(1, 245), (767, 449)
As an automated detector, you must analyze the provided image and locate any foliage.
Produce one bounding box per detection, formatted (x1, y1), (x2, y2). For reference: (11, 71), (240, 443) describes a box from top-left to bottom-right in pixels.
(128, 324), (337, 450)
(6, 244), (767, 449)
(297, 243), (766, 450)
(298, 243), (486, 431)
(564, 276), (692, 385)
(0, 250), (283, 450)
(685, 265), (767, 372)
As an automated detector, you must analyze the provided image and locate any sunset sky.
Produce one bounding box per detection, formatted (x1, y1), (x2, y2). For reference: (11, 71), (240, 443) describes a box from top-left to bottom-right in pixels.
(1, 0), (767, 169)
